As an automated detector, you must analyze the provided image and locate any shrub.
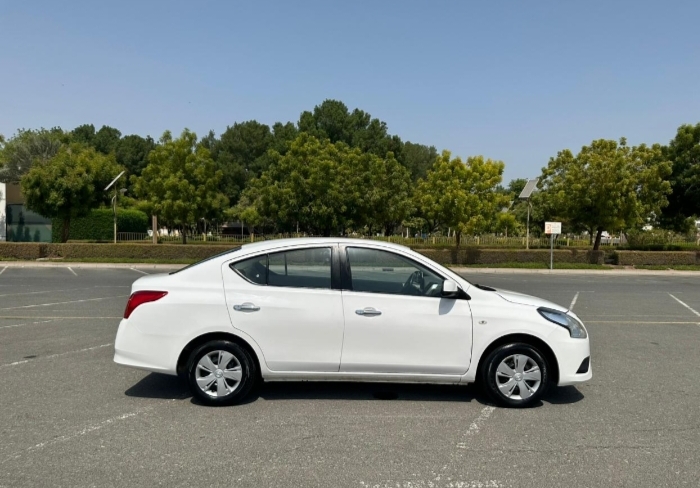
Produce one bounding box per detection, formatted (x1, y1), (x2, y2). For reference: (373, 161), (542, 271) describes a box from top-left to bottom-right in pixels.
(52, 208), (149, 242)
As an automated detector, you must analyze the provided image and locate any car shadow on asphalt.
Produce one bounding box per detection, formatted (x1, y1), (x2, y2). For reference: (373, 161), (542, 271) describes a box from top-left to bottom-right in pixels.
(124, 373), (191, 400)
(125, 374), (584, 408)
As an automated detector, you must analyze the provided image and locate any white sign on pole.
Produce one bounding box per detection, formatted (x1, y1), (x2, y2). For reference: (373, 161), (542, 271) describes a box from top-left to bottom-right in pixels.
(544, 222), (561, 235)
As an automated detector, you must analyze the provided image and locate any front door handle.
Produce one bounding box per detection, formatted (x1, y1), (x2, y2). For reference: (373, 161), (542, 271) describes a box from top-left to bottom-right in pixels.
(356, 307), (381, 317)
(233, 302), (260, 312)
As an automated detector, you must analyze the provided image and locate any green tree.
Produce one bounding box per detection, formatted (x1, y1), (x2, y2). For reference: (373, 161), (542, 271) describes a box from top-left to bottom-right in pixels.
(298, 99), (404, 162)
(415, 151), (506, 246)
(207, 121), (274, 206)
(20, 144), (122, 242)
(538, 138), (672, 250)
(0, 128), (65, 183)
(71, 124), (96, 145)
(659, 123), (700, 231)
(402, 141), (438, 181)
(93, 125), (122, 154)
(507, 178), (529, 197)
(494, 212), (521, 237)
(131, 130), (227, 243)
(238, 133), (364, 236)
(358, 152), (413, 235)
(115, 134), (156, 177)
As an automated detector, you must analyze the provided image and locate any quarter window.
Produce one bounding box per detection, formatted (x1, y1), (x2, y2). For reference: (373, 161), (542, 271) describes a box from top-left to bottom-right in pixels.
(346, 247), (444, 297)
(231, 247), (332, 289)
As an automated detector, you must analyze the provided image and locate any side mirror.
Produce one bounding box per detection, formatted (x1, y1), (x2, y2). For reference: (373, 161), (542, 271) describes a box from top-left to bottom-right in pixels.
(441, 279), (460, 298)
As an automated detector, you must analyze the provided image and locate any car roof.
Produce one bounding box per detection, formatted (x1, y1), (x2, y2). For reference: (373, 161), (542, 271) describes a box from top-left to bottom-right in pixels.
(239, 237), (411, 253)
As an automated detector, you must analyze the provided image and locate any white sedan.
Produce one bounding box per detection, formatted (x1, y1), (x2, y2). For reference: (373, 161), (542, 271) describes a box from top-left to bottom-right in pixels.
(114, 238), (591, 408)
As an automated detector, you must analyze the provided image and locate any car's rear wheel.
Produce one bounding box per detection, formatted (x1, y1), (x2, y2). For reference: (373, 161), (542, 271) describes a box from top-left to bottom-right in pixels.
(481, 343), (549, 408)
(187, 340), (257, 406)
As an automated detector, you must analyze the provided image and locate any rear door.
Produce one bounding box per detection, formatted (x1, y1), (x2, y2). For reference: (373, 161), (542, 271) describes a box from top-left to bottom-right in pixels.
(222, 245), (344, 372)
(339, 246), (472, 375)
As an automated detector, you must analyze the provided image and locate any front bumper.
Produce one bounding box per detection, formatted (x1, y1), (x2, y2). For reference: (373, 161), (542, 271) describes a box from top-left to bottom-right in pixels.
(552, 331), (592, 386)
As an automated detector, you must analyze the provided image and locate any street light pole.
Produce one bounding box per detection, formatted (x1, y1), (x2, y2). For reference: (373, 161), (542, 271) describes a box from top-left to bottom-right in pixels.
(112, 186), (117, 244)
(104, 171), (126, 244)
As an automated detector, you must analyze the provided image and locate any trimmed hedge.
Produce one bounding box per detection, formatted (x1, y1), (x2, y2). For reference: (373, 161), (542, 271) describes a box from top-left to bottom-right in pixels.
(3, 244), (699, 267)
(52, 208), (149, 242)
(43, 243), (235, 260)
(0, 243), (44, 260)
(616, 251), (700, 266)
(417, 248), (604, 265)
(0, 243), (603, 264)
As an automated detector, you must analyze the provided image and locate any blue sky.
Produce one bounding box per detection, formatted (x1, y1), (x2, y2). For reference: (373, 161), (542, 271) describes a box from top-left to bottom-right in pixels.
(1, 0), (699, 182)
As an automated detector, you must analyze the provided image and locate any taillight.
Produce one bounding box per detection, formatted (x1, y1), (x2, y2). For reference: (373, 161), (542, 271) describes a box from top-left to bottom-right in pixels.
(124, 291), (168, 319)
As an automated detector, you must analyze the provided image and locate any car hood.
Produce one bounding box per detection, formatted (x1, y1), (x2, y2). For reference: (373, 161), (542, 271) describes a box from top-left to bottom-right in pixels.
(493, 288), (568, 312)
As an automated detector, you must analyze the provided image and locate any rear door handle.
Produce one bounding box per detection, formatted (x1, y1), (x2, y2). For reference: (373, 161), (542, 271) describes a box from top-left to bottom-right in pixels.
(356, 307), (381, 317)
(233, 302), (260, 312)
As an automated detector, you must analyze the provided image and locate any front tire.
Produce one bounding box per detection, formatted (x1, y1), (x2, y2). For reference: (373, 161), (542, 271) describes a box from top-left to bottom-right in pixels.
(187, 340), (257, 406)
(481, 343), (549, 408)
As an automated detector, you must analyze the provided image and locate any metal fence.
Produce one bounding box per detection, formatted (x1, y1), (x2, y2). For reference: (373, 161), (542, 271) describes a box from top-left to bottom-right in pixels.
(114, 232), (700, 248)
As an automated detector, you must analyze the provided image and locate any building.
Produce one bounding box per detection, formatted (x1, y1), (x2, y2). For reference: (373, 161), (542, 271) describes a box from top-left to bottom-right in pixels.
(0, 183), (52, 242)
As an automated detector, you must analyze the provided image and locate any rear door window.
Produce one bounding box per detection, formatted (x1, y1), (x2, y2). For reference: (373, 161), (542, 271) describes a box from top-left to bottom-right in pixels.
(230, 247), (332, 289)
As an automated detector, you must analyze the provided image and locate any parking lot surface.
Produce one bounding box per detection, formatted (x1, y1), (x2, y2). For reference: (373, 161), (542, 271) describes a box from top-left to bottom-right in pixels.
(1, 266), (699, 487)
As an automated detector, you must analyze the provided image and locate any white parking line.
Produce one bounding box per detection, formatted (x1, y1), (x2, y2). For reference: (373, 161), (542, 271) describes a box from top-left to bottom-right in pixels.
(1, 407), (153, 464)
(569, 292), (580, 310)
(67, 267), (78, 276)
(586, 320), (700, 325)
(668, 294), (700, 319)
(130, 267), (149, 275)
(0, 285), (128, 298)
(456, 406), (496, 448)
(0, 319), (55, 330)
(0, 315), (122, 320)
(0, 266), (7, 276)
(360, 479), (504, 488)
(0, 343), (113, 368)
(0, 295), (128, 311)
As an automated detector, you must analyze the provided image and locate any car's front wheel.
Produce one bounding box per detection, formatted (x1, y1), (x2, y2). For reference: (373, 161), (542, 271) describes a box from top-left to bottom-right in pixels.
(187, 340), (257, 406)
(481, 343), (549, 408)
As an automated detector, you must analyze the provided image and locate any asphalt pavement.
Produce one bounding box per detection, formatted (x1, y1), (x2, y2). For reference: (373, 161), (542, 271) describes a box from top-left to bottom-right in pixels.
(1, 266), (699, 487)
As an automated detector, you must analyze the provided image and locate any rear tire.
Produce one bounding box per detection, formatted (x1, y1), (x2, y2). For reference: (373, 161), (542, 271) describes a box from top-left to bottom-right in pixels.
(481, 343), (549, 408)
(187, 340), (257, 406)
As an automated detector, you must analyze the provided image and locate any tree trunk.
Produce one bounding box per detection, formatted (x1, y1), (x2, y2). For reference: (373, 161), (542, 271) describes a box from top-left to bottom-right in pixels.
(456, 231), (462, 248)
(181, 226), (187, 244)
(61, 217), (71, 243)
(593, 227), (603, 250)
(589, 227), (594, 245)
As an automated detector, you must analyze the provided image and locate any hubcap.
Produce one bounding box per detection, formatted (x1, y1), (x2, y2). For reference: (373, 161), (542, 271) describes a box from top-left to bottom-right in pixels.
(495, 354), (542, 401)
(195, 350), (243, 398)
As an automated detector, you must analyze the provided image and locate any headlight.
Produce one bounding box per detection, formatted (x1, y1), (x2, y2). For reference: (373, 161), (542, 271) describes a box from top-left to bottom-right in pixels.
(538, 307), (588, 339)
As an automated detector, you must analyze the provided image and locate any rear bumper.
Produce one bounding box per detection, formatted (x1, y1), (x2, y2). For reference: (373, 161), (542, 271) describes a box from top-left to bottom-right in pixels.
(113, 318), (178, 375)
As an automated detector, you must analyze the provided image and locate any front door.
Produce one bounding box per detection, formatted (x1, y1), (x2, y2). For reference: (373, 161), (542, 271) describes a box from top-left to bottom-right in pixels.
(222, 245), (344, 372)
(339, 246), (472, 375)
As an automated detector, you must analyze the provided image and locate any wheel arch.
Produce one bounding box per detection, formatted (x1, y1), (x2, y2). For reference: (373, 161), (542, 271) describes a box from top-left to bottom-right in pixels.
(176, 332), (262, 379)
(476, 333), (559, 385)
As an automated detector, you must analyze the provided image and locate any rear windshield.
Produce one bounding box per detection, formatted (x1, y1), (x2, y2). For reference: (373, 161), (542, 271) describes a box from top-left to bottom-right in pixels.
(169, 246), (242, 274)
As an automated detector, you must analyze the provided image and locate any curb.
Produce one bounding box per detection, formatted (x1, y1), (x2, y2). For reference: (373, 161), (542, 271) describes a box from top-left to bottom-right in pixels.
(0, 262), (185, 270)
(451, 267), (700, 276)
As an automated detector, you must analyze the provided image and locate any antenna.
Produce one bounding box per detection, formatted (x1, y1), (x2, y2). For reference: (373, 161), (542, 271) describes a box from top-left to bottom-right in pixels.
(104, 170), (126, 191)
